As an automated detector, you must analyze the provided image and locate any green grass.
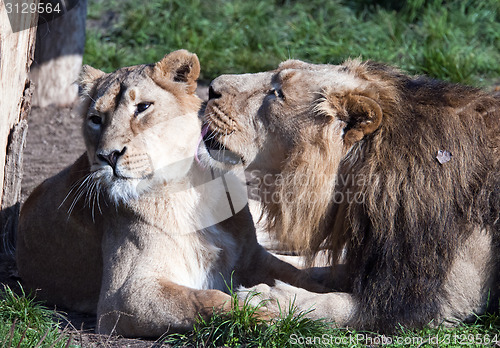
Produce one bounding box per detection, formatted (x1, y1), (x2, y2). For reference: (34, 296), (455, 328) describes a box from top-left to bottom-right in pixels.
(164, 291), (500, 347)
(0, 285), (73, 347)
(2, 284), (498, 347)
(163, 292), (337, 347)
(84, 0), (500, 85)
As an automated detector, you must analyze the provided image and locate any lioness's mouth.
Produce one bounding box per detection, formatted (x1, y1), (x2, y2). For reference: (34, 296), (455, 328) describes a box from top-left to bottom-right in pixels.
(202, 129), (242, 165)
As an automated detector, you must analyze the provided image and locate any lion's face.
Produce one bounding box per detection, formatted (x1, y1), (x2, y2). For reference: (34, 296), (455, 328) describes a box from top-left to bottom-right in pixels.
(200, 59), (384, 173)
(201, 59), (388, 250)
(78, 50), (202, 204)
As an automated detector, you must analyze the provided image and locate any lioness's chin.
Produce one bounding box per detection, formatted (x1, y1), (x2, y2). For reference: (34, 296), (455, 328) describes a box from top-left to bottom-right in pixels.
(103, 178), (143, 205)
(94, 171), (151, 205)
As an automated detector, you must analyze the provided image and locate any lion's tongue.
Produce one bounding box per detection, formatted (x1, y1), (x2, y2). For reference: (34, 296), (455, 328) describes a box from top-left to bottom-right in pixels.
(202, 129), (241, 165)
(195, 125), (210, 164)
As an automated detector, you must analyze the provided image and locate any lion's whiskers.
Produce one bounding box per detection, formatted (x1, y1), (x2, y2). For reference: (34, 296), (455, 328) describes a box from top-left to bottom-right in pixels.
(202, 114), (220, 142)
(222, 128), (229, 156)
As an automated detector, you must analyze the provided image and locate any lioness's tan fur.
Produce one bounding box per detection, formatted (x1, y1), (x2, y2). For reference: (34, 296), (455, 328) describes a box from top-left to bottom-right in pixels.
(17, 51), (326, 338)
(201, 59), (499, 332)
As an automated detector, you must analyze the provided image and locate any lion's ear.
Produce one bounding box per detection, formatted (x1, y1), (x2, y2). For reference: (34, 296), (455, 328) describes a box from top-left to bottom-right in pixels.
(325, 93), (383, 147)
(78, 65), (105, 96)
(153, 49), (200, 94)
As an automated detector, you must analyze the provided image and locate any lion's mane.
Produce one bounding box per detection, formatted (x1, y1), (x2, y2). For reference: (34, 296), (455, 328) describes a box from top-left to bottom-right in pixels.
(264, 61), (500, 329)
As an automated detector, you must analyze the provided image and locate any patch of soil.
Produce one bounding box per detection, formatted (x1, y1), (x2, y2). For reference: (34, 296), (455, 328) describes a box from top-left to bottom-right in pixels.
(73, 332), (168, 347)
(21, 105), (85, 203)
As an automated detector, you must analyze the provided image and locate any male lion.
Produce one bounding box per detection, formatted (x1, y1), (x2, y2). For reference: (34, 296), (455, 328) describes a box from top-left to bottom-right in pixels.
(199, 59), (500, 332)
(16, 50), (325, 337)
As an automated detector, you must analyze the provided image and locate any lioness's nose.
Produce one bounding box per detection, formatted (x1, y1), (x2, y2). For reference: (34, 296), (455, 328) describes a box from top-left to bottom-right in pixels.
(97, 147), (127, 169)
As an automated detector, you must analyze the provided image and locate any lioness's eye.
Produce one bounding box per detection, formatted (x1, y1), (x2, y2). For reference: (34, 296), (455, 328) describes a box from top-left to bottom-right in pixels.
(270, 88), (285, 100)
(89, 115), (102, 125)
(135, 102), (152, 115)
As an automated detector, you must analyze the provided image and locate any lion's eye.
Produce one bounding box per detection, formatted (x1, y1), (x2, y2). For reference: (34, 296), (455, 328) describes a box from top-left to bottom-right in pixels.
(135, 102), (152, 115)
(270, 88), (285, 100)
(89, 115), (102, 125)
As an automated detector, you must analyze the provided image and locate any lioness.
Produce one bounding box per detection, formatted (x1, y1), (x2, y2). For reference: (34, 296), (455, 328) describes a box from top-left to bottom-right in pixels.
(17, 50), (325, 337)
(200, 59), (500, 332)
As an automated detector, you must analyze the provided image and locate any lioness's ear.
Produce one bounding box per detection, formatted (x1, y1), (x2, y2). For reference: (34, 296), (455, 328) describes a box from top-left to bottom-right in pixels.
(324, 92), (383, 147)
(153, 49), (200, 94)
(78, 65), (105, 96)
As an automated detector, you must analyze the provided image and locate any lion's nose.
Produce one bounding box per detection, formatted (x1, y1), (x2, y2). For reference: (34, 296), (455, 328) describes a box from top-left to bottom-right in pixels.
(97, 147), (127, 169)
(208, 85), (221, 100)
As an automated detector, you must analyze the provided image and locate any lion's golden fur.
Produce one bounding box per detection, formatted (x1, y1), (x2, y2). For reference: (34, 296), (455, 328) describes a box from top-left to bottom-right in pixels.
(202, 58), (499, 331)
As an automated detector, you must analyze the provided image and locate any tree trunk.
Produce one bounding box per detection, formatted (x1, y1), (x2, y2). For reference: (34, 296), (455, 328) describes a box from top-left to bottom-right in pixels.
(0, 0), (38, 254)
(31, 0), (87, 107)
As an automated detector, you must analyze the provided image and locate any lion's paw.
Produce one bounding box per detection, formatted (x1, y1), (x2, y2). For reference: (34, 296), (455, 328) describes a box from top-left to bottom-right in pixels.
(237, 281), (303, 314)
(237, 283), (276, 309)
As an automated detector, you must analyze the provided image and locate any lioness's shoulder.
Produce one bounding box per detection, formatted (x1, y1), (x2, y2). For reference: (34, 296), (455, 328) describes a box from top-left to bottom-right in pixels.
(21, 155), (90, 217)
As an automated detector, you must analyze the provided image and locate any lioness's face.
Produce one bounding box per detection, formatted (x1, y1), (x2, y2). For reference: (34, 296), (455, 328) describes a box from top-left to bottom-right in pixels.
(78, 50), (202, 204)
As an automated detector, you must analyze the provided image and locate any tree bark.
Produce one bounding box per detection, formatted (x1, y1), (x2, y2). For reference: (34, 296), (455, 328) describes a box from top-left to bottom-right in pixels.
(0, 0), (38, 254)
(30, 0), (87, 107)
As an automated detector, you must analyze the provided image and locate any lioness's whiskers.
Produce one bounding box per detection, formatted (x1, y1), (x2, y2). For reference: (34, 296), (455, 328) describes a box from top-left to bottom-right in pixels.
(59, 174), (91, 210)
(96, 181), (103, 215)
(87, 173), (105, 222)
(84, 176), (95, 207)
(63, 172), (103, 219)
(67, 183), (87, 217)
(89, 179), (99, 222)
(68, 174), (94, 217)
